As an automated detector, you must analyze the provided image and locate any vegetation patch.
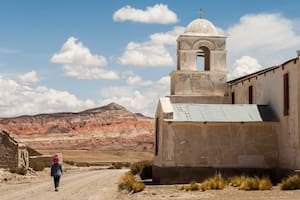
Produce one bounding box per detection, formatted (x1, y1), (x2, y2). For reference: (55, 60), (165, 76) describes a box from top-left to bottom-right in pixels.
(130, 160), (152, 180)
(111, 162), (131, 169)
(118, 172), (145, 193)
(200, 174), (226, 191)
(280, 175), (300, 190)
(237, 176), (272, 190)
(179, 182), (200, 191)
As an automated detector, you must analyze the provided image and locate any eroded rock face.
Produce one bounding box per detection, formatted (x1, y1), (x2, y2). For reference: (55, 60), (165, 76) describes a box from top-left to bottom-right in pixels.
(0, 103), (154, 151)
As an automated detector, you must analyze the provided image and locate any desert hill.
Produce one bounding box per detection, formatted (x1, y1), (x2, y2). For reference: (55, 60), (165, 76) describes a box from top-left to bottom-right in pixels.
(0, 103), (154, 151)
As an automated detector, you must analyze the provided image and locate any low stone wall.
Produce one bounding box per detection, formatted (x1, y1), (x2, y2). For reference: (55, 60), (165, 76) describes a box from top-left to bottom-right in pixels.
(29, 153), (63, 168)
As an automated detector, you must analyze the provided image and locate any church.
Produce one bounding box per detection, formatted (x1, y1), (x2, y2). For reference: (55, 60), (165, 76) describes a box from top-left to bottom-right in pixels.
(153, 16), (300, 184)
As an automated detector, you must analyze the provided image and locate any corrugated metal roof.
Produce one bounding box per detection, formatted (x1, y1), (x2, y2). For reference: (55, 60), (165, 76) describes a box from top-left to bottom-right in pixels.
(170, 104), (274, 122)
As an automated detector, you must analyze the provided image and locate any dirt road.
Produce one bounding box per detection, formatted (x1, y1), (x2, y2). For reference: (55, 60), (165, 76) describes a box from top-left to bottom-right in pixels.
(0, 169), (126, 200)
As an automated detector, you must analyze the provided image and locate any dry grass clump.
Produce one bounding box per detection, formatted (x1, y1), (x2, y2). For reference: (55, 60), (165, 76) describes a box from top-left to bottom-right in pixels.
(118, 172), (145, 193)
(280, 175), (300, 190)
(200, 174), (226, 191)
(238, 176), (272, 190)
(228, 176), (246, 187)
(179, 182), (200, 191)
(130, 160), (152, 180)
(258, 177), (273, 190)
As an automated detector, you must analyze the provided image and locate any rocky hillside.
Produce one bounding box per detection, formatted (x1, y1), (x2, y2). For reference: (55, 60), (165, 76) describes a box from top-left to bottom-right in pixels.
(0, 103), (154, 151)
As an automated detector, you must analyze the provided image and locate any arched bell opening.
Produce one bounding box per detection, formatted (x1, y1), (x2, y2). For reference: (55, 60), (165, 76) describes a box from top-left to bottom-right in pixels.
(196, 46), (210, 71)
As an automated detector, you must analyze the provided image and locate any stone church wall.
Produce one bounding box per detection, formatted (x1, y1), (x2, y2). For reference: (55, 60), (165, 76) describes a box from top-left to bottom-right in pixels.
(229, 58), (300, 169)
(153, 121), (279, 184)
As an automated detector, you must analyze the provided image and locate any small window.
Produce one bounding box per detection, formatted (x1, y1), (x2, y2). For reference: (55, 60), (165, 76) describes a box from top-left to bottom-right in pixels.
(284, 73), (289, 116)
(231, 92), (235, 104)
(249, 86), (253, 104)
(155, 117), (159, 155)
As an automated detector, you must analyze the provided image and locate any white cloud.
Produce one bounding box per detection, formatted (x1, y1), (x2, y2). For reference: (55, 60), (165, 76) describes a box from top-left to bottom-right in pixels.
(0, 75), (95, 117)
(119, 26), (184, 67)
(113, 4), (178, 24)
(119, 41), (174, 67)
(150, 26), (185, 45)
(100, 76), (170, 116)
(18, 71), (39, 84)
(126, 75), (153, 86)
(228, 56), (263, 80)
(51, 37), (119, 80)
(227, 13), (300, 69)
(63, 65), (119, 80)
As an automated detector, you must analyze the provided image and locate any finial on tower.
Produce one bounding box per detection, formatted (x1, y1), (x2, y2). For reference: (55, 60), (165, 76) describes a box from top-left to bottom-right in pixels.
(199, 8), (203, 19)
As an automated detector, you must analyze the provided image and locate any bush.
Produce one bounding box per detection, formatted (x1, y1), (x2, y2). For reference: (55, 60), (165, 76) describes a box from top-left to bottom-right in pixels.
(112, 162), (131, 169)
(280, 175), (300, 190)
(239, 177), (260, 190)
(10, 167), (27, 175)
(30, 159), (45, 171)
(64, 160), (75, 166)
(200, 174), (225, 191)
(118, 172), (145, 193)
(130, 160), (152, 180)
(75, 162), (90, 167)
(179, 182), (200, 191)
(227, 176), (246, 187)
(259, 177), (272, 190)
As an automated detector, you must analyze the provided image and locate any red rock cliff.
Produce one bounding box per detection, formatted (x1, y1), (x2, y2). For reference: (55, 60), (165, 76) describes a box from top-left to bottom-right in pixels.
(0, 103), (154, 151)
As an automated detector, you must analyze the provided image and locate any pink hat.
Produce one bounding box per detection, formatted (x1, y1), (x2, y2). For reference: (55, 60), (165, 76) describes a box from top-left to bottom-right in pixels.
(53, 155), (59, 163)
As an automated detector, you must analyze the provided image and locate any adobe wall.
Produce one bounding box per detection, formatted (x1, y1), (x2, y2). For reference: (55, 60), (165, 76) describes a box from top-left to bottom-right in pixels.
(0, 131), (28, 169)
(153, 121), (279, 184)
(228, 58), (300, 169)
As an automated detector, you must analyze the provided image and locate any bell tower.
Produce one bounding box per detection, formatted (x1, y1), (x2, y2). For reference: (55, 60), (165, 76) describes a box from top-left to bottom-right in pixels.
(170, 18), (227, 99)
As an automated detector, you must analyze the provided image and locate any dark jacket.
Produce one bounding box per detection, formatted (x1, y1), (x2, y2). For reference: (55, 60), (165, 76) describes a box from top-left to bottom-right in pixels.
(51, 163), (62, 177)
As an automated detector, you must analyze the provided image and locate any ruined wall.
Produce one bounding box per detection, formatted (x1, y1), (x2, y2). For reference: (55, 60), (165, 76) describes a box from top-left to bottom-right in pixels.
(228, 58), (300, 169)
(0, 131), (28, 169)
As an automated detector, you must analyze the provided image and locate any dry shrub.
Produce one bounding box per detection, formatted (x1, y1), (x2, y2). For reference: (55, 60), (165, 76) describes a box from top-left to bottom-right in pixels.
(259, 177), (272, 190)
(118, 172), (145, 193)
(130, 160), (152, 180)
(112, 162), (130, 169)
(280, 175), (300, 190)
(179, 182), (200, 191)
(228, 176), (246, 187)
(131, 182), (146, 193)
(239, 177), (260, 190)
(200, 174), (225, 191)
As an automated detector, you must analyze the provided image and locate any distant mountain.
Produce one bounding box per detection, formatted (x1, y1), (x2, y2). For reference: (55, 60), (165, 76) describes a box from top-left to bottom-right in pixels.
(0, 103), (154, 151)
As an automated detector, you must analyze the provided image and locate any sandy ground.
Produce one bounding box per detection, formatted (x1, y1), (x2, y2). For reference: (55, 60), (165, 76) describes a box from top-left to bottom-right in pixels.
(2, 168), (300, 200)
(0, 168), (126, 200)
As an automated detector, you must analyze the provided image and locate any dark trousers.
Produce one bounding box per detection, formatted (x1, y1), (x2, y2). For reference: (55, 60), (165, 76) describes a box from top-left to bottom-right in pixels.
(53, 175), (61, 188)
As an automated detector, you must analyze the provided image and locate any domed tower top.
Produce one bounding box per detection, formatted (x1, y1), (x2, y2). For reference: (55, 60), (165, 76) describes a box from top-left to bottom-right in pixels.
(184, 18), (222, 36)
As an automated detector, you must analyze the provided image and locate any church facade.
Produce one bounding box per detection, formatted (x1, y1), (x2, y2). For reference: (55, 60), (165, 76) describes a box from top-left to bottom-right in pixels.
(153, 17), (300, 184)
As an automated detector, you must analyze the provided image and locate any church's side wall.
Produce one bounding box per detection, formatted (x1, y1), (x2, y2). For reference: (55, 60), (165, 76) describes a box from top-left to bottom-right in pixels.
(229, 59), (299, 170)
(153, 121), (278, 184)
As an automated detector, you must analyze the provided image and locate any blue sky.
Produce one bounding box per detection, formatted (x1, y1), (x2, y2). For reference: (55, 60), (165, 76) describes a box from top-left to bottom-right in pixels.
(0, 0), (300, 117)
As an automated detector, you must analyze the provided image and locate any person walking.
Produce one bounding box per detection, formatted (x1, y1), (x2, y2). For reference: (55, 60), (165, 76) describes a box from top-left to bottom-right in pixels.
(50, 155), (63, 192)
